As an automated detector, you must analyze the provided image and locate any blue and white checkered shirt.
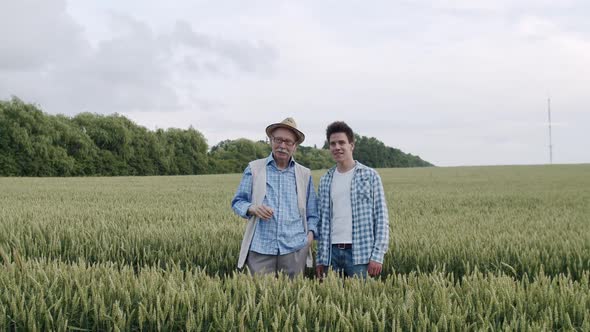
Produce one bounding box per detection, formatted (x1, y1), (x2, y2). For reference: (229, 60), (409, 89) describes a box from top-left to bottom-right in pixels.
(231, 154), (319, 255)
(316, 162), (389, 265)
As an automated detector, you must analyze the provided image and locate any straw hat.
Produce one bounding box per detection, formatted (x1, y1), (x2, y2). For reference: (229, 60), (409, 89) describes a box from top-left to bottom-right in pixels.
(265, 117), (305, 144)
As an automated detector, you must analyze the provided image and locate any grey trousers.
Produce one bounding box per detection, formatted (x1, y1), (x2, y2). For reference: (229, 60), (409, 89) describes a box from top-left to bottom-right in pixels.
(246, 246), (308, 279)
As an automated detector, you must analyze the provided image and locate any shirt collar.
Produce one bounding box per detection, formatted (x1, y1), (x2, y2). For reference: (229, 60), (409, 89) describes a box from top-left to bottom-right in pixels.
(328, 160), (362, 176)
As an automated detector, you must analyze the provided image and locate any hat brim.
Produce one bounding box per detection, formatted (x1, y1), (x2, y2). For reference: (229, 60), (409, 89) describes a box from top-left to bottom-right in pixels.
(265, 124), (305, 144)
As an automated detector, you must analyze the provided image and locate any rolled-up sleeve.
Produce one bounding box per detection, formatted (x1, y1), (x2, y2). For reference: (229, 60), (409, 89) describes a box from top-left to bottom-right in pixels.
(231, 166), (253, 219)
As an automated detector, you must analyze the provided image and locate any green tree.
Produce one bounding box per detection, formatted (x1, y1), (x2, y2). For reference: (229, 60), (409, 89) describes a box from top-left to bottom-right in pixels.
(163, 127), (209, 175)
(208, 139), (270, 174)
(1, 97), (433, 176)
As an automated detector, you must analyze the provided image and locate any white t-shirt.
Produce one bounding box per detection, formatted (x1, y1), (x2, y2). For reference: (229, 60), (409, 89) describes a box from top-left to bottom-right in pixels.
(330, 166), (355, 244)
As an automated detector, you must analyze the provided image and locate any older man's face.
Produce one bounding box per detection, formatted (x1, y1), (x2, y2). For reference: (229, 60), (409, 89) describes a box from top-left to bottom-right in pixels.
(270, 127), (297, 165)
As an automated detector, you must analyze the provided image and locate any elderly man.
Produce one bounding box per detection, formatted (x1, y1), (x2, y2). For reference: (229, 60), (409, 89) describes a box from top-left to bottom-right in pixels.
(231, 117), (319, 278)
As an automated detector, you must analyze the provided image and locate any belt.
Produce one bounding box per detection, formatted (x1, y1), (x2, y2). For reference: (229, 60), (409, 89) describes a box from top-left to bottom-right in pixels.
(333, 243), (352, 249)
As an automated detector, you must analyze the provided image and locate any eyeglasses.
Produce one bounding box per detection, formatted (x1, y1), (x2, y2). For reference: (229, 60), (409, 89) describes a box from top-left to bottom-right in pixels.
(271, 137), (296, 147)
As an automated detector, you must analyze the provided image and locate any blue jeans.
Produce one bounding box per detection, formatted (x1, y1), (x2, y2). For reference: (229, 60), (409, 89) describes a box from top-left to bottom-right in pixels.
(330, 245), (368, 278)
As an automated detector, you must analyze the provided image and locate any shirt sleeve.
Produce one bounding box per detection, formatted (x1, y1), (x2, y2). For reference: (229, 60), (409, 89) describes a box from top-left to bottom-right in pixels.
(305, 175), (320, 239)
(370, 171), (390, 263)
(231, 165), (253, 219)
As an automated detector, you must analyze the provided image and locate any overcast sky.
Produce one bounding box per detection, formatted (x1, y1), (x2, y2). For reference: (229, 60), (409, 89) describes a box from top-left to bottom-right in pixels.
(1, 0), (589, 166)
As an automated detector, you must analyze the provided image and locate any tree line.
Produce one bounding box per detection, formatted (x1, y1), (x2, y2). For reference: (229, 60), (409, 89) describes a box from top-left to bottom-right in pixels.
(0, 97), (432, 176)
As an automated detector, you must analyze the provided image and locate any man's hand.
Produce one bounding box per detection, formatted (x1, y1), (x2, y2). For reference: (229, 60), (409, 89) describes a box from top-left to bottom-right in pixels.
(316, 264), (326, 279)
(367, 260), (382, 277)
(247, 204), (274, 221)
(307, 231), (314, 247)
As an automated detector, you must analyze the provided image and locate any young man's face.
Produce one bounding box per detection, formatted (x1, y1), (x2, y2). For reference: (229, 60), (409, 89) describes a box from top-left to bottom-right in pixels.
(270, 127), (298, 164)
(329, 132), (354, 164)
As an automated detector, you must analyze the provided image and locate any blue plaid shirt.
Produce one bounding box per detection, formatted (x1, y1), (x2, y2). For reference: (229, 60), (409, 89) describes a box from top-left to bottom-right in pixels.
(231, 155), (319, 255)
(316, 162), (389, 265)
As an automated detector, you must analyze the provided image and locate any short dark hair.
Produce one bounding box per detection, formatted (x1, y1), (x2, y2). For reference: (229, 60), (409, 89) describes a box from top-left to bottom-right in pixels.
(326, 121), (354, 143)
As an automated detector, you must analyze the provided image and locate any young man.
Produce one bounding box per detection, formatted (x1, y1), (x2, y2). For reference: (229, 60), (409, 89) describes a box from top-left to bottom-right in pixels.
(316, 121), (389, 278)
(231, 117), (318, 278)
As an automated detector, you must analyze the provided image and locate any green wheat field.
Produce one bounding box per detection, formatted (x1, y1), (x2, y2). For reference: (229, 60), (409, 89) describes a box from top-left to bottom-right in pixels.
(1, 164), (589, 331)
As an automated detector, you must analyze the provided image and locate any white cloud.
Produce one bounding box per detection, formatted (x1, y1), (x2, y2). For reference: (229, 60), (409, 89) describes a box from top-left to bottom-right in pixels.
(0, 1), (278, 115)
(0, 0), (88, 71)
(1, 0), (589, 166)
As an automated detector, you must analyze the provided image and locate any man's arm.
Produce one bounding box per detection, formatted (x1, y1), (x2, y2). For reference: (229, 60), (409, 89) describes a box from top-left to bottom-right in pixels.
(305, 175), (319, 239)
(315, 175), (330, 273)
(231, 165), (274, 221)
(370, 171), (389, 264)
(231, 166), (253, 219)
